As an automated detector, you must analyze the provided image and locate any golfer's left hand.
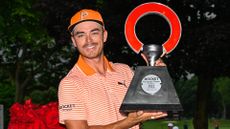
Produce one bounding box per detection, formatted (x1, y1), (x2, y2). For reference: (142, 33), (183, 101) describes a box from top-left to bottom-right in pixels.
(155, 58), (166, 66)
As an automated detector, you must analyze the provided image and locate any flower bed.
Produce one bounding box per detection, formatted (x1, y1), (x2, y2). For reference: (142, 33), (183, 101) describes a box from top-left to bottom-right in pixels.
(8, 99), (65, 129)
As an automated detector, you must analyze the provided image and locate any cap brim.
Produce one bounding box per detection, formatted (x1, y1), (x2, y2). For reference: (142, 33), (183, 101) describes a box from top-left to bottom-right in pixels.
(68, 20), (104, 32)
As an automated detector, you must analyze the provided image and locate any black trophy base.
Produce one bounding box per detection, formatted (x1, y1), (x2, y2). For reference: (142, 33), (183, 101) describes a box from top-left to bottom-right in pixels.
(120, 103), (182, 112)
(120, 66), (183, 114)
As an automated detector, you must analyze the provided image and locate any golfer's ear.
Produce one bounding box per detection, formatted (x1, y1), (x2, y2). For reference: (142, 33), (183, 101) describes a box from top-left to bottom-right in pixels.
(71, 36), (77, 48)
(103, 29), (108, 43)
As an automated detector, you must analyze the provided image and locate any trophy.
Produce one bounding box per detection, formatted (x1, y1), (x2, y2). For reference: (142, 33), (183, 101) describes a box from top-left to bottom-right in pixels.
(120, 2), (183, 114)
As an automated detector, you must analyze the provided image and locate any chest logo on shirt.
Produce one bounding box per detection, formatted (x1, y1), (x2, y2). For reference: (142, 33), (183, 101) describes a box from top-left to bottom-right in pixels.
(59, 104), (76, 111)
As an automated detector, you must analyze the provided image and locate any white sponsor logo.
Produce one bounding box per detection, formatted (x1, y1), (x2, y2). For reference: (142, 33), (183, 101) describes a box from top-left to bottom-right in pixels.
(141, 74), (162, 95)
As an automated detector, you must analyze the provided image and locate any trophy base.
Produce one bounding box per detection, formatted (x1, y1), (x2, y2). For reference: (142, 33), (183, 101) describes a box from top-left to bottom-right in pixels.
(120, 66), (183, 114)
(120, 103), (182, 112)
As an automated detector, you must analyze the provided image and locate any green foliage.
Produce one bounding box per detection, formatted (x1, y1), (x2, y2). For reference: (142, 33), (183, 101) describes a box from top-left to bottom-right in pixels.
(0, 81), (15, 128)
(174, 76), (229, 118)
(142, 119), (230, 129)
(0, 83), (15, 106)
(95, 0), (105, 8)
(214, 77), (230, 105)
(175, 76), (198, 117)
(0, 0), (73, 103)
(25, 87), (58, 104)
(213, 77), (230, 118)
(1, 0), (43, 45)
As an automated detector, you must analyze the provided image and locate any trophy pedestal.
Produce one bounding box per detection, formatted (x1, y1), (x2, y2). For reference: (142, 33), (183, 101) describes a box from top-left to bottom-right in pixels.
(120, 66), (183, 113)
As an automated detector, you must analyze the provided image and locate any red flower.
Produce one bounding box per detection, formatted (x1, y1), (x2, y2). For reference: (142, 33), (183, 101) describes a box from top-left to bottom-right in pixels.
(8, 99), (65, 129)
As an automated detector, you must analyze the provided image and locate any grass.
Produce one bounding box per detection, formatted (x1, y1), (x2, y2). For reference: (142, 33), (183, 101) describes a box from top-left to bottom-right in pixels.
(142, 119), (230, 129)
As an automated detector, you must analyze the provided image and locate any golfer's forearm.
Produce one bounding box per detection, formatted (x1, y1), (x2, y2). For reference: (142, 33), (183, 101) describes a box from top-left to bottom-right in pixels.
(88, 118), (138, 129)
(65, 117), (138, 129)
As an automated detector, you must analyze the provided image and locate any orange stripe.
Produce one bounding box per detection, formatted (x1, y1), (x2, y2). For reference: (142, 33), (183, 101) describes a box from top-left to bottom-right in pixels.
(76, 55), (115, 76)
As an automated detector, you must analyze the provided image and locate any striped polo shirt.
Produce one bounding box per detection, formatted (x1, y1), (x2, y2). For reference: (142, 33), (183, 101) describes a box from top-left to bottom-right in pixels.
(58, 55), (138, 128)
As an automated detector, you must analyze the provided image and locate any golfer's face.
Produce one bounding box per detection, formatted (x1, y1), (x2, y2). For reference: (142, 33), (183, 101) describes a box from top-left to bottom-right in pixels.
(71, 21), (107, 59)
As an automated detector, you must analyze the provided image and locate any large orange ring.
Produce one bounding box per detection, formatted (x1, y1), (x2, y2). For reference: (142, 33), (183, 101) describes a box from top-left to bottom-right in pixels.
(125, 2), (182, 54)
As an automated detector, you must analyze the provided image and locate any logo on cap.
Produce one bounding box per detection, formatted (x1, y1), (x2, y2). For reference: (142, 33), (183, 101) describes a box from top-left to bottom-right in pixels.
(80, 11), (89, 20)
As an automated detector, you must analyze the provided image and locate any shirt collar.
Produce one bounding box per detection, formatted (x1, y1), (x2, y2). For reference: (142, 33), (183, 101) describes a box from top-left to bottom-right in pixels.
(76, 55), (115, 76)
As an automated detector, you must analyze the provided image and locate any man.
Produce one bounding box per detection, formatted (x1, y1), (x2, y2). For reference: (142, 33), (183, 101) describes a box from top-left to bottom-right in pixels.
(168, 123), (173, 129)
(172, 126), (179, 129)
(58, 9), (167, 129)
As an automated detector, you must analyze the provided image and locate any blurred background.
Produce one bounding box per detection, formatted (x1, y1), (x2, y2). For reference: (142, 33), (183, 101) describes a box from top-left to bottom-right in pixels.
(0, 0), (230, 129)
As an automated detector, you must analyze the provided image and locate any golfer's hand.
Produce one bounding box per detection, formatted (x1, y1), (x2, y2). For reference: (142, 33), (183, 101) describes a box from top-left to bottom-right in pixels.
(155, 58), (166, 66)
(127, 111), (167, 124)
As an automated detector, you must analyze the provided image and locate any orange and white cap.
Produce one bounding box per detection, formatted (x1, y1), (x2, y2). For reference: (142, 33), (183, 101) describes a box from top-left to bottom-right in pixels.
(68, 9), (104, 32)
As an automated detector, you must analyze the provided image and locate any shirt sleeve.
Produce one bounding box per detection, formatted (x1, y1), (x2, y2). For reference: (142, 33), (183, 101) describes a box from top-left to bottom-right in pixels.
(58, 77), (87, 124)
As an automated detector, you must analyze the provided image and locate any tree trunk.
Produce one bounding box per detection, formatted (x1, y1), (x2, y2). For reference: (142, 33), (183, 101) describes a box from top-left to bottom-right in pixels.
(15, 83), (24, 103)
(193, 74), (214, 129)
(15, 63), (24, 103)
(14, 62), (31, 103)
(222, 101), (226, 119)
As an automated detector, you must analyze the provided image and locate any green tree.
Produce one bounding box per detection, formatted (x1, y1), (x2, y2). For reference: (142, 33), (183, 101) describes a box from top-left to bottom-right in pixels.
(175, 76), (197, 117)
(0, 0), (72, 103)
(167, 0), (230, 128)
(214, 77), (230, 119)
(0, 77), (15, 127)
